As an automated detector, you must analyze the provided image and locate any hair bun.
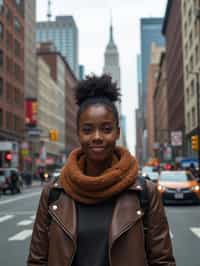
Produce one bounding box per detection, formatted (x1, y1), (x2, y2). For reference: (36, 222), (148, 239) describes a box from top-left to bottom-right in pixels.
(74, 74), (121, 106)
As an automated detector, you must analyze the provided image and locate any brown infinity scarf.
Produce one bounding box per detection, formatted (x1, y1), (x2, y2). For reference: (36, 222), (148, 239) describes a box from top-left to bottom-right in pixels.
(60, 146), (138, 204)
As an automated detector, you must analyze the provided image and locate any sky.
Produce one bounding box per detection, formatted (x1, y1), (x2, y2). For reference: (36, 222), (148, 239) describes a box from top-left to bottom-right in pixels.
(36, 0), (167, 155)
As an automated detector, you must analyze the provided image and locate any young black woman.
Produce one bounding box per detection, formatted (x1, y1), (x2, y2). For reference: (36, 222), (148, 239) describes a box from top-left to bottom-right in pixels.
(27, 74), (176, 266)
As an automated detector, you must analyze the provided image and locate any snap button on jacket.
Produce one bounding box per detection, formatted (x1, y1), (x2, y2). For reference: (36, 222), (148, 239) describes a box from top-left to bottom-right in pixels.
(27, 180), (176, 266)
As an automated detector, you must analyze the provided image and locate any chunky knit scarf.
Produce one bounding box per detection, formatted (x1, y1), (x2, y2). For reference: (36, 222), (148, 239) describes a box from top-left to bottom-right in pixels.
(60, 146), (138, 204)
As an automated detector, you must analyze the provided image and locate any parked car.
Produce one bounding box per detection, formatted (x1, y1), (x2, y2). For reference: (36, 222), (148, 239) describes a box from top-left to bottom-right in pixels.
(0, 168), (23, 194)
(144, 171), (159, 183)
(157, 170), (200, 205)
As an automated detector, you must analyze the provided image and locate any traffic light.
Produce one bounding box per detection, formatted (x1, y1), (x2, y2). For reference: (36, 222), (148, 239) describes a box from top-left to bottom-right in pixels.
(191, 135), (199, 151)
(49, 129), (59, 141)
(4, 151), (12, 162)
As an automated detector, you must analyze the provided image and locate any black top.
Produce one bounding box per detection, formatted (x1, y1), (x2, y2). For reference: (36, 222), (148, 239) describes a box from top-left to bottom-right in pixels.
(72, 198), (116, 266)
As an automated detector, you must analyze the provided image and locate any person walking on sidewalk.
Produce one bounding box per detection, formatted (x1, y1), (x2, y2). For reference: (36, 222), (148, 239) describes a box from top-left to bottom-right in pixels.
(27, 74), (176, 266)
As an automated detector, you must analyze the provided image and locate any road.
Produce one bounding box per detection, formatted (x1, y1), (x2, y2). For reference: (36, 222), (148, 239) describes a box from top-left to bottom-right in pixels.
(0, 185), (199, 266)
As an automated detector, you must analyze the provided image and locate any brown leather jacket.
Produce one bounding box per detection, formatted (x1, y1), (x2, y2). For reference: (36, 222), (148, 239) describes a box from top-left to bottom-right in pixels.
(27, 179), (176, 266)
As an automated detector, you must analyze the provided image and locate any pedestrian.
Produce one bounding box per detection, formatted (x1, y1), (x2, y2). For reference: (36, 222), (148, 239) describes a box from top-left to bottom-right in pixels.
(27, 74), (176, 266)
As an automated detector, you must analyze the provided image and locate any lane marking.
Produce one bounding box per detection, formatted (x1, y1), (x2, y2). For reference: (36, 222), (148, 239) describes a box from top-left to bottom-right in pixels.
(0, 214), (14, 223)
(30, 215), (36, 220)
(190, 227), (200, 238)
(0, 211), (35, 215)
(8, 230), (33, 241)
(0, 191), (41, 205)
(17, 220), (33, 226)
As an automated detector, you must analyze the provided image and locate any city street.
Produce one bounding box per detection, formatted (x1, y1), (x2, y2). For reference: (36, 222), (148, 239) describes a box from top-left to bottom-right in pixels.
(0, 185), (199, 266)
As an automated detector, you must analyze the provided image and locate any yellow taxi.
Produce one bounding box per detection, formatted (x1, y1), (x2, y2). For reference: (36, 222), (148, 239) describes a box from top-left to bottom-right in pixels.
(157, 170), (200, 204)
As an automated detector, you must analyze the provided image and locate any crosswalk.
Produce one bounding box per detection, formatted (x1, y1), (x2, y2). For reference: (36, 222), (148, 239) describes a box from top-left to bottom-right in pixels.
(0, 213), (200, 242)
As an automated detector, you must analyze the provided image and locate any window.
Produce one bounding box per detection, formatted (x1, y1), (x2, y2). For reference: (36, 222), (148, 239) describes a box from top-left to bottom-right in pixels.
(0, 49), (3, 67)
(0, 23), (3, 40)
(190, 55), (194, 71)
(189, 32), (193, 48)
(195, 45), (199, 63)
(14, 39), (20, 57)
(14, 18), (21, 33)
(186, 87), (189, 102)
(192, 107), (196, 128)
(191, 79), (195, 96)
(0, 0), (3, 13)
(0, 77), (3, 96)
(187, 112), (191, 130)
(0, 108), (3, 128)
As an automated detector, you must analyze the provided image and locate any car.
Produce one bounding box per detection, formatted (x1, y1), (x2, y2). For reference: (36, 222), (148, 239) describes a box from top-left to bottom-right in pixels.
(144, 171), (159, 183)
(157, 170), (200, 205)
(0, 168), (23, 194)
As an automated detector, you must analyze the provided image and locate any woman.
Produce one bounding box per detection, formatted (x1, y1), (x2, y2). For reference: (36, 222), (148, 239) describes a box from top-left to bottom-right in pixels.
(27, 74), (176, 266)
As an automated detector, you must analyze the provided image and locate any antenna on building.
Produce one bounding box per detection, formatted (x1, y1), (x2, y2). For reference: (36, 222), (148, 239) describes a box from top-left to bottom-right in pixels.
(47, 0), (52, 21)
(109, 9), (113, 43)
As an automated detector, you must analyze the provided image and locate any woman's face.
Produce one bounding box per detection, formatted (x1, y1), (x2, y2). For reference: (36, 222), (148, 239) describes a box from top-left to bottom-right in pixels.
(78, 104), (120, 162)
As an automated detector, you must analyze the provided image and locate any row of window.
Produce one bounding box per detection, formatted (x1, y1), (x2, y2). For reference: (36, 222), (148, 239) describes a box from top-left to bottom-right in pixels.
(187, 107), (197, 131)
(0, 49), (23, 83)
(0, 108), (24, 133)
(0, 77), (23, 107)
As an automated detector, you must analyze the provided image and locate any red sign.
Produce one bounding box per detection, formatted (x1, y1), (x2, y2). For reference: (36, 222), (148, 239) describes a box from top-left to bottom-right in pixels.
(25, 99), (37, 126)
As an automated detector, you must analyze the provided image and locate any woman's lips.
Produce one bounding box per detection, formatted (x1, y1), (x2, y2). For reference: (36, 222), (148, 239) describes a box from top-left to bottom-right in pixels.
(90, 147), (105, 152)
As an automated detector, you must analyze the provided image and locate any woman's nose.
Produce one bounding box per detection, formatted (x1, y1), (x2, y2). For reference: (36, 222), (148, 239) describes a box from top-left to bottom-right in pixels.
(93, 130), (102, 140)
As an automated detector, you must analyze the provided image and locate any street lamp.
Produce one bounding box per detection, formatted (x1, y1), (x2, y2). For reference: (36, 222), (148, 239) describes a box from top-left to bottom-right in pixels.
(188, 71), (200, 174)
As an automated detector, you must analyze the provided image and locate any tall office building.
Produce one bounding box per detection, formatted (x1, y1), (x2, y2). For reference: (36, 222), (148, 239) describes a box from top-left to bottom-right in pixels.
(25, 0), (37, 99)
(139, 17), (165, 162)
(36, 16), (79, 77)
(140, 18), (165, 116)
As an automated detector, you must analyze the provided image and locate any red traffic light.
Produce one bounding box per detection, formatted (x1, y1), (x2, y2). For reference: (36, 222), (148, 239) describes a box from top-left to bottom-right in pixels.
(5, 152), (12, 161)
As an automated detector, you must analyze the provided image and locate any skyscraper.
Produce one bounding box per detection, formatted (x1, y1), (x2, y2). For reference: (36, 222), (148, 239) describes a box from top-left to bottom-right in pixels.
(140, 18), (165, 116)
(103, 19), (121, 113)
(36, 16), (79, 77)
(103, 19), (125, 146)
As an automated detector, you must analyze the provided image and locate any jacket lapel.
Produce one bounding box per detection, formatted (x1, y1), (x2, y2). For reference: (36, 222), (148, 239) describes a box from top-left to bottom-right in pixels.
(109, 181), (144, 247)
(49, 189), (77, 243)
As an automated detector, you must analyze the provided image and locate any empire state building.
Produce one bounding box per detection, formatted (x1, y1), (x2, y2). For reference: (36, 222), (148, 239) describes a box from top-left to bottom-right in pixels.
(103, 20), (124, 146)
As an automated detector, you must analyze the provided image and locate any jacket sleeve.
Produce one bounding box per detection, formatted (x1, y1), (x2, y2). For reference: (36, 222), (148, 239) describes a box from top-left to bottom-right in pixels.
(146, 181), (176, 266)
(27, 185), (50, 266)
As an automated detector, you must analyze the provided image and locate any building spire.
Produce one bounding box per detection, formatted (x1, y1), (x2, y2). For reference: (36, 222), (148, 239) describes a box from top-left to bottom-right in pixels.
(47, 0), (52, 21)
(109, 9), (114, 44)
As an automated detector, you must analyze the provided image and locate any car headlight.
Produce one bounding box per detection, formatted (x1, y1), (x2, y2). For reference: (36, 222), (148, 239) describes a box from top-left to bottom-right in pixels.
(157, 184), (165, 192)
(192, 185), (200, 192)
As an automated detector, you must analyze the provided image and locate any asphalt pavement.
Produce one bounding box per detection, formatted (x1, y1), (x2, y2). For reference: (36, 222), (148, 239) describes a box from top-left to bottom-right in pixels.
(0, 184), (199, 266)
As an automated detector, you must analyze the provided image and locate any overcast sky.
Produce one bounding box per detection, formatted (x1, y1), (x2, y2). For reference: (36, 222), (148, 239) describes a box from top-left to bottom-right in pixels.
(36, 0), (167, 155)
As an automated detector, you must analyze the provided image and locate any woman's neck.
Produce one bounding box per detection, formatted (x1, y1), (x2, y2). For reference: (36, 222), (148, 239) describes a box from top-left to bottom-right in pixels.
(85, 158), (112, 176)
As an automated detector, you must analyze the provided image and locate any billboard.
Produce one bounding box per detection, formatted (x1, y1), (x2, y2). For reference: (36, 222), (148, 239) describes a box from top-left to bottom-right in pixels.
(25, 99), (37, 127)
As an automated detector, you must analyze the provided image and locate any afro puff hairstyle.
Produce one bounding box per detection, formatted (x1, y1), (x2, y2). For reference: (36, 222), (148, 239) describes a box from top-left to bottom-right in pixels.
(74, 74), (121, 129)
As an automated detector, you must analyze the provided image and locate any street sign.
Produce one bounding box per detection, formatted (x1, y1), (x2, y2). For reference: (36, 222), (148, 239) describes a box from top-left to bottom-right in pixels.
(27, 128), (42, 137)
(171, 131), (183, 146)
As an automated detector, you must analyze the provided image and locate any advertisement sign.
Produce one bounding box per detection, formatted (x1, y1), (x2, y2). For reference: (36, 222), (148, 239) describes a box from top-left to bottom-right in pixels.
(171, 131), (183, 146)
(25, 99), (37, 126)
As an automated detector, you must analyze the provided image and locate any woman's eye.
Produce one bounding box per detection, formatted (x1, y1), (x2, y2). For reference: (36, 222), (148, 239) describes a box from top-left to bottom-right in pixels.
(103, 127), (112, 133)
(82, 127), (92, 133)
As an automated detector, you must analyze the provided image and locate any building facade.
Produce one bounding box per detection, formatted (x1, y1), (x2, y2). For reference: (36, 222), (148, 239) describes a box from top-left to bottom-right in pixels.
(162, 0), (185, 160)
(138, 17), (165, 163)
(36, 16), (79, 78)
(37, 43), (79, 158)
(37, 57), (62, 165)
(24, 0), (37, 99)
(181, 0), (200, 157)
(0, 0), (25, 168)
(146, 43), (165, 159)
(153, 52), (169, 161)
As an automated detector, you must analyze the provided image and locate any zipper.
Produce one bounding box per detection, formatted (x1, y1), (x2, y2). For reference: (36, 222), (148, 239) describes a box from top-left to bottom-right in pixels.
(108, 222), (135, 266)
(48, 209), (77, 266)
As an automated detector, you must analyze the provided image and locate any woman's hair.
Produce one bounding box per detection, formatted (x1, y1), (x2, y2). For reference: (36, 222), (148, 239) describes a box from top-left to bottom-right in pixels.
(74, 74), (121, 129)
